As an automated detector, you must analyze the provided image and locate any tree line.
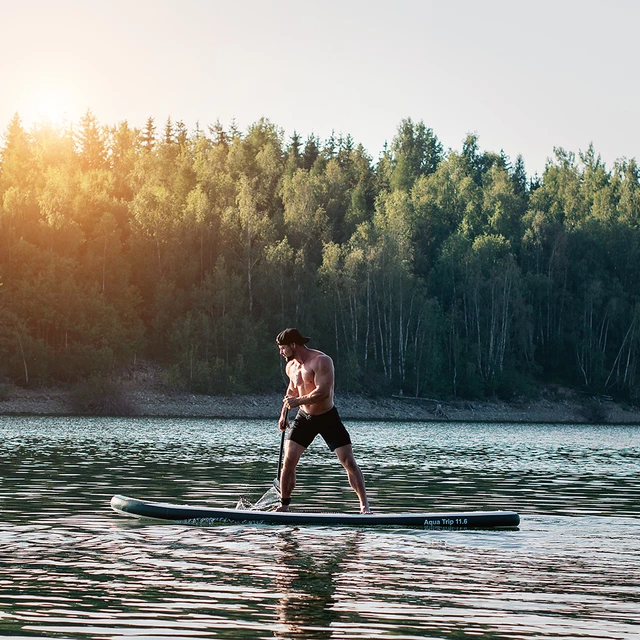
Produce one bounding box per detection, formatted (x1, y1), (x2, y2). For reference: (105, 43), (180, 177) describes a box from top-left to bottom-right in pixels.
(1, 112), (639, 402)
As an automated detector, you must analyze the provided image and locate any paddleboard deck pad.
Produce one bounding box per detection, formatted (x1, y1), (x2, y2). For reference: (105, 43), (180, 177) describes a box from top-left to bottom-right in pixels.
(111, 495), (520, 529)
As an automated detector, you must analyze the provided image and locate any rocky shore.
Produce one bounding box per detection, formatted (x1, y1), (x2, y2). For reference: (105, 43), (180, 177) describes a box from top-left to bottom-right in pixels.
(1, 380), (639, 424)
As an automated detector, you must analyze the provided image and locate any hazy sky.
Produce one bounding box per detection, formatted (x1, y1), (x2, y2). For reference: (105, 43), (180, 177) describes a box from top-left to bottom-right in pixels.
(1, 0), (638, 176)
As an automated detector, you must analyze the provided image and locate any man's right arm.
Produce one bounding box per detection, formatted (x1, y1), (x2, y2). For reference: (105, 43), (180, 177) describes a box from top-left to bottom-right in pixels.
(279, 375), (297, 430)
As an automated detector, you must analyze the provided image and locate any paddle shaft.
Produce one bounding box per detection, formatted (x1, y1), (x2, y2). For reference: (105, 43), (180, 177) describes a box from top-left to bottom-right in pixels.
(277, 420), (287, 482)
(277, 430), (285, 481)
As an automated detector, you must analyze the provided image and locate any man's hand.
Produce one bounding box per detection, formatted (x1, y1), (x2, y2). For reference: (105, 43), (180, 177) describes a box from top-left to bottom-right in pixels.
(283, 395), (301, 411)
(278, 413), (289, 432)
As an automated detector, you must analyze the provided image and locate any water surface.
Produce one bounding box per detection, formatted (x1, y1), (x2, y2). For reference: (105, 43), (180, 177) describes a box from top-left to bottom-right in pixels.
(1, 417), (638, 638)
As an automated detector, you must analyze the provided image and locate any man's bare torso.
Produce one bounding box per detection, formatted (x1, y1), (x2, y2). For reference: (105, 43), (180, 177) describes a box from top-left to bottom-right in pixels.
(286, 348), (334, 415)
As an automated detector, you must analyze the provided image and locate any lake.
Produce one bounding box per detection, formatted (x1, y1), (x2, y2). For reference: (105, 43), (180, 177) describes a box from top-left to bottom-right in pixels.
(1, 416), (639, 639)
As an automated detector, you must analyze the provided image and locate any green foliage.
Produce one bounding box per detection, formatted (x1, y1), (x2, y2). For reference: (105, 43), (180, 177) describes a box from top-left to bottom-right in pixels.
(1, 113), (639, 403)
(0, 383), (12, 401)
(70, 375), (138, 416)
(390, 119), (443, 191)
(579, 397), (609, 424)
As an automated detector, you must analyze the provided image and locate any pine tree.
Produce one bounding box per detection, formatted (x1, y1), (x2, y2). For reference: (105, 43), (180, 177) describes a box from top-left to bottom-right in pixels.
(77, 109), (106, 170)
(0, 113), (33, 191)
(141, 117), (156, 152)
(511, 154), (527, 195)
(302, 135), (320, 171)
(164, 117), (174, 145)
(324, 131), (336, 158)
(285, 131), (302, 174)
(209, 120), (228, 147)
(175, 121), (188, 147)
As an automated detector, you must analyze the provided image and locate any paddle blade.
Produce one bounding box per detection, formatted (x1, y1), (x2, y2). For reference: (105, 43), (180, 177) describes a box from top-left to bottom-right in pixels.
(251, 485), (280, 511)
(235, 496), (254, 511)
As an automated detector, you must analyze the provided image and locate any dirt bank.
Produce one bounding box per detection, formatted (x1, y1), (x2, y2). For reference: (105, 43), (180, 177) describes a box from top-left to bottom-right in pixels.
(1, 381), (639, 423)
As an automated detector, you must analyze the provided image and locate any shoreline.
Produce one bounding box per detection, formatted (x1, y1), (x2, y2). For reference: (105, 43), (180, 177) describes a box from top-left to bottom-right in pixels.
(1, 384), (639, 424)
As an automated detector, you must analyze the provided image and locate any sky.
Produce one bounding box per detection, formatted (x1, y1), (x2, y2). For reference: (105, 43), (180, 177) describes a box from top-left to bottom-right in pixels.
(1, 0), (638, 177)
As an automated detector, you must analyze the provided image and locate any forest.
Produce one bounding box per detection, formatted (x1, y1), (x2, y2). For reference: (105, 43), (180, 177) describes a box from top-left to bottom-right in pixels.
(1, 112), (639, 403)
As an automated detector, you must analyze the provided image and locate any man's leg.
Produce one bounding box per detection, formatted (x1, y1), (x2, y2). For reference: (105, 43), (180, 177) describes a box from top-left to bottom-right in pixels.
(334, 444), (371, 513)
(276, 439), (306, 512)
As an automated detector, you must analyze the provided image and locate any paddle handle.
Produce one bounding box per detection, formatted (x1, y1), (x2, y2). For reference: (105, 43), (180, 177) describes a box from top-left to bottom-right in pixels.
(277, 426), (286, 482)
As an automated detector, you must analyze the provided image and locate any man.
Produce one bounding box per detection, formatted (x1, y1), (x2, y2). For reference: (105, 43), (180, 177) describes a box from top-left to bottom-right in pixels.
(275, 328), (371, 514)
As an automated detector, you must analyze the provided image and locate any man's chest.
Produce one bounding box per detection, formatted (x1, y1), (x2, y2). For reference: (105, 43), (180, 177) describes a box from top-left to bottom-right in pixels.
(290, 363), (315, 388)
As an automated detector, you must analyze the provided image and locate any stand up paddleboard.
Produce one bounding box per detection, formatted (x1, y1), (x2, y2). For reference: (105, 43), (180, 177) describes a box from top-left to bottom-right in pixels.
(110, 495), (520, 529)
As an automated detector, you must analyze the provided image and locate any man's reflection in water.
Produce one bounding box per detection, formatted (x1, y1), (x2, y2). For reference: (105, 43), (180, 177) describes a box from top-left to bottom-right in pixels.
(272, 529), (362, 639)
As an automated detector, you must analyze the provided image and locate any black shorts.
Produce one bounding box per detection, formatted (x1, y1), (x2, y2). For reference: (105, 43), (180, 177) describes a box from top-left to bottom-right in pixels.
(289, 406), (352, 452)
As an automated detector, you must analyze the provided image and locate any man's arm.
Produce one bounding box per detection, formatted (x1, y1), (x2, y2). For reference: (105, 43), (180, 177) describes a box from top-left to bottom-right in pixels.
(285, 355), (333, 408)
(279, 372), (297, 430)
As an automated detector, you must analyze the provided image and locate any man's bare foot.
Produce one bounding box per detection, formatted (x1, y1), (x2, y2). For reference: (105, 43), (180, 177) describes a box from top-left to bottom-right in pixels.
(360, 505), (372, 514)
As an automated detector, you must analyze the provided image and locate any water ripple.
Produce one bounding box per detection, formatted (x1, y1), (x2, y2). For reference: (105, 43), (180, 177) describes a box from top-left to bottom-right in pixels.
(0, 417), (639, 639)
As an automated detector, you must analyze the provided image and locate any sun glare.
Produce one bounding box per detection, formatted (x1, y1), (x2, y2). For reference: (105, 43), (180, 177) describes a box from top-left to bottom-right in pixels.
(22, 84), (79, 128)
(38, 93), (69, 123)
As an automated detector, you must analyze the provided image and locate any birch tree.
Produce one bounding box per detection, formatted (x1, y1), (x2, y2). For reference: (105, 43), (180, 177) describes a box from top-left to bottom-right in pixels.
(221, 175), (275, 316)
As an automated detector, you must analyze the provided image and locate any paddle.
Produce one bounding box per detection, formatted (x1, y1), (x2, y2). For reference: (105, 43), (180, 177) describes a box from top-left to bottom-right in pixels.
(235, 416), (287, 511)
(273, 417), (287, 493)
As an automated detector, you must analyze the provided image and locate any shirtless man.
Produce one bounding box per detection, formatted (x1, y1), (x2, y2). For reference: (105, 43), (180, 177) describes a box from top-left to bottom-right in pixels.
(275, 328), (371, 514)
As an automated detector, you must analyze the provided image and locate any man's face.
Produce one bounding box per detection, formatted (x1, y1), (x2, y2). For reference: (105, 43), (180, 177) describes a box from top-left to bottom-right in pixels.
(278, 343), (296, 362)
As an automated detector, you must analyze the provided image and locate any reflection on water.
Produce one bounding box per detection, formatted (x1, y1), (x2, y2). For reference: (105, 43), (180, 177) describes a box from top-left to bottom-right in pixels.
(272, 530), (362, 639)
(0, 417), (639, 638)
